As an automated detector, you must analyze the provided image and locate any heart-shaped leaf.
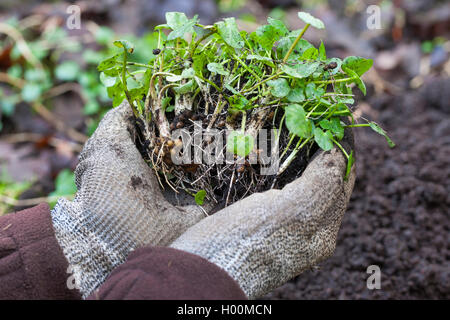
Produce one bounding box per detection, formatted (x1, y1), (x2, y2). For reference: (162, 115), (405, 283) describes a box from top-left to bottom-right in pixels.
(207, 62), (229, 76)
(113, 40), (134, 53)
(297, 12), (325, 29)
(216, 18), (244, 49)
(285, 104), (312, 138)
(342, 56), (373, 76)
(267, 78), (291, 98)
(282, 62), (320, 78)
(314, 127), (334, 151)
(194, 189), (207, 205)
(227, 131), (254, 157)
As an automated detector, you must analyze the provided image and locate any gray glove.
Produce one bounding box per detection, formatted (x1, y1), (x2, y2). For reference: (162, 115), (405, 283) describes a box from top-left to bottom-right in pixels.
(51, 101), (205, 298)
(170, 138), (356, 299)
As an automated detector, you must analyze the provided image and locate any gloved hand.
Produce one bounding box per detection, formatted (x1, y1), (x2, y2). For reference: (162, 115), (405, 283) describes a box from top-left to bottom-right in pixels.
(170, 130), (356, 299)
(51, 101), (205, 298)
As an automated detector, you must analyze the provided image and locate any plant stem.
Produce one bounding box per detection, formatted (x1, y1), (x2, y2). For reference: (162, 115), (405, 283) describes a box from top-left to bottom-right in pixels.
(241, 111), (247, 132)
(121, 49), (139, 117)
(233, 54), (261, 81)
(331, 138), (349, 158)
(191, 29), (216, 56)
(277, 137), (311, 175)
(313, 77), (356, 85)
(279, 134), (297, 160)
(344, 124), (370, 128)
(283, 24), (310, 63)
(241, 72), (283, 94)
(127, 62), (153, 68)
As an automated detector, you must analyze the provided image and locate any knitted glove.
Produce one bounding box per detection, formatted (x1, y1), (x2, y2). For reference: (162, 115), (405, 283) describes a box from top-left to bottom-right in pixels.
(51, 101), (205, 298)
(170, 131), (355, 299)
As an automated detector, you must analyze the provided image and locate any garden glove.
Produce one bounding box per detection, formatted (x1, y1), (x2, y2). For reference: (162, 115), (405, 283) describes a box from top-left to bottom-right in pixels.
(51, 101), (205, 298)
(170, 130), (356, 299)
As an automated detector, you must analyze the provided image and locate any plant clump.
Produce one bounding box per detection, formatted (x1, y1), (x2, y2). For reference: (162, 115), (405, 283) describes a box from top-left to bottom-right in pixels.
(98, 11), (394, 207)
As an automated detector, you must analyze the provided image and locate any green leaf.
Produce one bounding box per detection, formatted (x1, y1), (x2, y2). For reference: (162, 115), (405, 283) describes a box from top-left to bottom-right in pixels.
(297, 12), (325, 29)
(281, 62), (320, 78)
(84, 99), (100, 115)
(97, 53), (122, 71)
(24, 69), (47, 82)
(314, 127), (333, 151)
(253, 25), (277, 50)
(207, 62), (229, 76)
(21, 83), (42, 102)
(231, 96), (250, 110)
(369, 122), (396, 148)
(167, 14), (198, 40)
(330, 117), (344, 140)
(342, 56), (373, 76)
(113, 40), (134, 53)
(301, 47), (318, 60)
(162, 97), (172, 112)
(318, 41), (326, 60)
(49, 169), (77, 198)
(7, 65), (21, 78)
(225, 84), (239, 95)
(193, 54), (207, 77)
(343, 68), (366, 95)
(82, 49), (104, 65)
(166, 12), (189, 29)
(305, 82), (325, 98)
(278, 37), (313, 59)
(194, 189), (207, 205)
(55, 61), (80, 81)
(99, 72), (117, 87)
(166, 74), (183, 82)
(216, 17), (244, 49)
(287, 87), (305, 102)
(345, 151), (354, 180)
(95, 26), (114, 45)
(227, 131), (255, 157)
(285, 104), (312, 138)
(182, 67), (196, 79)
(319, 119), (332, 130)
(174, 79), (194, 94)
(246, 54), (275, 67)
(267, 78), (290, 98)
(193, 25), (209, 39)
(0, 95), (18, 116)
(268, 17), (289, 36)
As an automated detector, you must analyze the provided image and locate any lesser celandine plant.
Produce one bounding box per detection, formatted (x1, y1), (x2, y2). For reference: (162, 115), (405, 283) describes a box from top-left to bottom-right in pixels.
(98, 11), (394, 206)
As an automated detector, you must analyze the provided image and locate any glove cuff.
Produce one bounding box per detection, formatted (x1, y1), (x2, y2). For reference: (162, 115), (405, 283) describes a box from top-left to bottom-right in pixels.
(51, 198), (135, 298)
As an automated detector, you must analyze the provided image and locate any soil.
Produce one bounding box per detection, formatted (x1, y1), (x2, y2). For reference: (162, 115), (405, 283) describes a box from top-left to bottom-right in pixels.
(263, 77), (450, 299)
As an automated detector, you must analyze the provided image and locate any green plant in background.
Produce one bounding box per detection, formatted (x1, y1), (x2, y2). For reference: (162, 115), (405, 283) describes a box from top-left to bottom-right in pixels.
(0, 167), (76, 214)
(98, 11), (394, 189)
(47, 169), (77, 207)
(0, 18), (159, 137)
(0, 18), (158, 208)
(0, 168), (32, 215)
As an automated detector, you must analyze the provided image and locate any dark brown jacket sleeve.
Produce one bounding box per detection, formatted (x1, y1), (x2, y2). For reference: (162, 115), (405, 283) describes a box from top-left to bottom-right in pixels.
(87, 247), (247, 300)
(0, 204), (247, 300)
(0, 203), (81, 299)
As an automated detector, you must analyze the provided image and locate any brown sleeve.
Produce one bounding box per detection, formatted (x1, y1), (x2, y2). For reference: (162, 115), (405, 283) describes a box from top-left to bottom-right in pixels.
(0, 204), (81, 300)
(88, 246), (248, 300)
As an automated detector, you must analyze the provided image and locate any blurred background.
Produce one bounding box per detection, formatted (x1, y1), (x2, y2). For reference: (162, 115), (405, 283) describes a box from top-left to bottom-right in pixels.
(0, 0), (448, 299)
